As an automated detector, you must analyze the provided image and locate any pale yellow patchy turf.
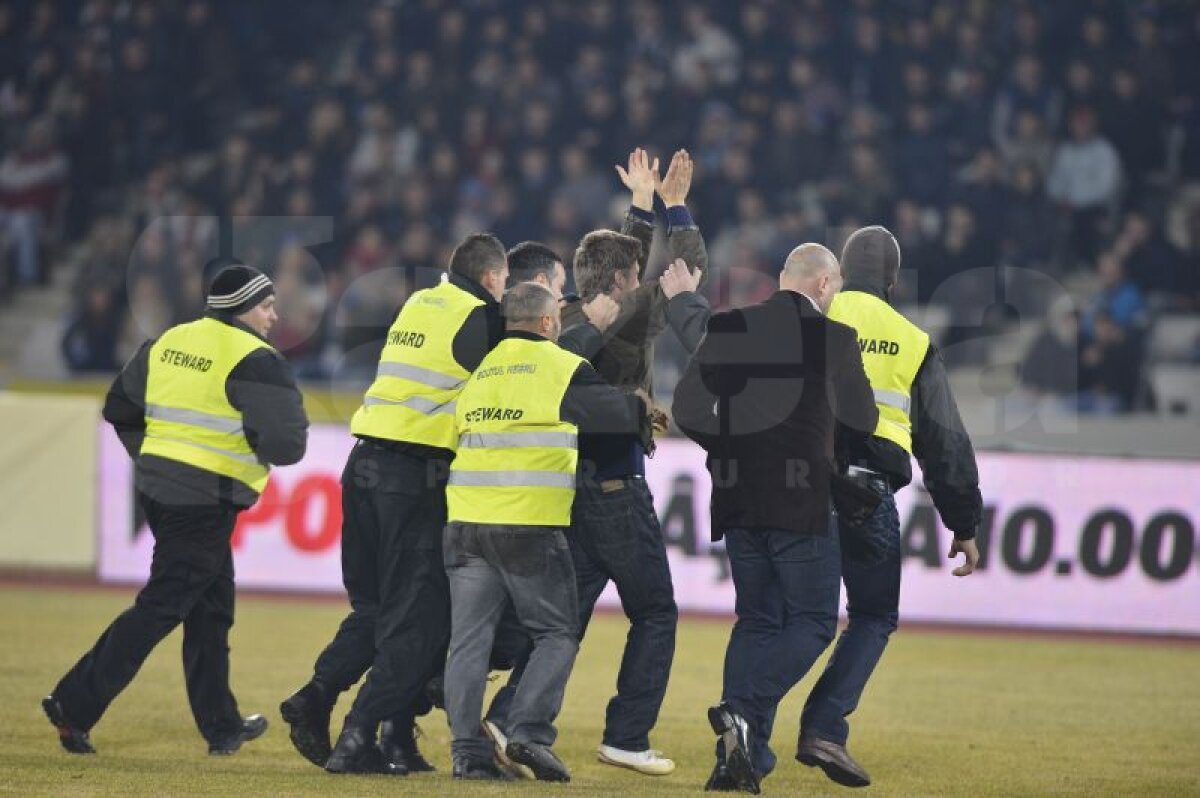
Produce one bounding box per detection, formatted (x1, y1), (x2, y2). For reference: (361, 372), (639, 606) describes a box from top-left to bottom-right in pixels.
(0, 584), (1197, 796)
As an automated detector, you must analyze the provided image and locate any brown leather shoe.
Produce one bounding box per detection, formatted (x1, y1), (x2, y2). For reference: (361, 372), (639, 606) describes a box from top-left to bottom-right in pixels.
(796, 735), (871, 787)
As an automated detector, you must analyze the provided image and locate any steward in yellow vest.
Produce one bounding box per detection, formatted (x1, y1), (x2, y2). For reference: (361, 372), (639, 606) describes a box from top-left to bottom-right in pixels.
(47, 261), (307, 757)
(442, 282), (642, 781)
(795, 227), (983, 788)
(312, 233), (513, 775)
(825, 227), (982, 545)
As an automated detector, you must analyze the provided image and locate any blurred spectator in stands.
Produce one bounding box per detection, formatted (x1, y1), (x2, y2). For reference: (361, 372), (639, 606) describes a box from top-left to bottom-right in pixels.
(673, 7), (741, 89)
(1000, 164), (1056, 272)
(763, 100), (826, 201)
(993, 54), (1061, 148)
(61, 284), (120, 372)
(944, 65), (993, 164)
(1062, 59), (1101, 113)
(553, 145), (610, 229)
(888, 198), (937, 306)
(896, 103), (947, 206)
(1112, 210), (1185, 303)
(0, 118), (69, 287)
(787, 57), (844, 137)
(955, 146), (1007, 225)
(998, 110), (1054, 177)
(1081, 252), (1145, 339)
(1100, 66), (1165, 204)
(1078, 310), (1141, 414)
(1020, 298), (1080, 409)
(1047, 106), (1121, 265)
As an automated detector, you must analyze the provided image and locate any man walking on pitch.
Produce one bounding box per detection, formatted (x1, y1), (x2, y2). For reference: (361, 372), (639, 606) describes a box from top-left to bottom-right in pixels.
(45, 261), (308, 755)
(673, 245), (878, 793)
(443, 282), (643, 782)
(797, 226), (982, 788)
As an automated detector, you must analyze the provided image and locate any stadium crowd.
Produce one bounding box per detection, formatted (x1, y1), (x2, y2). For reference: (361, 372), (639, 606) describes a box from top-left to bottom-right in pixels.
(1, 0), (1198, 412)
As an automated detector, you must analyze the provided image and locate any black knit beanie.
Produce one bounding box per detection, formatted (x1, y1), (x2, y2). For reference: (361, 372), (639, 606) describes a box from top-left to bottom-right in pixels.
(206, 262), (274, 315)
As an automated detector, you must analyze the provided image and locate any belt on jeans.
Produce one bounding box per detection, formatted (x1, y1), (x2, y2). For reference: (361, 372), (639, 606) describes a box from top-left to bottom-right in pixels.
(594, 475), (644, 493)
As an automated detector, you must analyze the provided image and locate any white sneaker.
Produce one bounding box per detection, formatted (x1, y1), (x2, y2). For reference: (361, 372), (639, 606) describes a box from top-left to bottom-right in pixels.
(597, 744), (676, 776)
(482, 719), (533, 780)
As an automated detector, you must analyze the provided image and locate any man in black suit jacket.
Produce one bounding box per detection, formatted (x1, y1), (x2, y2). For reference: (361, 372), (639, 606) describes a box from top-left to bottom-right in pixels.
(672, 244), (878, 794)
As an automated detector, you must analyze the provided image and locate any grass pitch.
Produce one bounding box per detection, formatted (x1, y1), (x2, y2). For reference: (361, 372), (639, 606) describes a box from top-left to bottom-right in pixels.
(1, 584), (1197, 796)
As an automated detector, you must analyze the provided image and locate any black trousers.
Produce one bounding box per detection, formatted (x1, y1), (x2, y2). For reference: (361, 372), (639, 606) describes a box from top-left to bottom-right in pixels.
(321, 441), (450, 731)
(53, 494), (242, 742)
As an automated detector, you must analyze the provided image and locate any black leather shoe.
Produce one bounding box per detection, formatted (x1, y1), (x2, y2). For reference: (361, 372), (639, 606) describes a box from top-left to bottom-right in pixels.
(707, 703), (760, 795)
(208, 714), (268, 755)
(326, 726), (401, 774)
(452, 756), (516, 781)
(704, 759), (739, 791)
(379, 720), (434, 773)
(280, 683), (332, 767)
(42, 696), (95, 754)
(797, 735), (871, 787)
(506, 741), (571, 782)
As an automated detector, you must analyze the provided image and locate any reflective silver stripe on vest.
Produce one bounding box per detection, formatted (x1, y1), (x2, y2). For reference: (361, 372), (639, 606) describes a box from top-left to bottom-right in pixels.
(376, 362), (465, 390)
(448, 470), (576, 489)
(144, 434), (261, 465)
(458, 432), (578, 449)
(363, 395), (457, 415)
(873, 389), (911, 414)
(146, 403), (243, 435)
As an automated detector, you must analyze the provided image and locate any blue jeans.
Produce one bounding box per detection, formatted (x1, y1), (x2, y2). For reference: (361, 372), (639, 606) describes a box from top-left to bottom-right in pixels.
(801, 492), (901, 745)
(721, 522), (841, 776)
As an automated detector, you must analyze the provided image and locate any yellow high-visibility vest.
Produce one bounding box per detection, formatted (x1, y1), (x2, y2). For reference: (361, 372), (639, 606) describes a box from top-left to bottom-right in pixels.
(141, 317), (274, 493)
(447, 336), (584, 527)
(828, 291), (930, 454)
(350, 280), (484, 449)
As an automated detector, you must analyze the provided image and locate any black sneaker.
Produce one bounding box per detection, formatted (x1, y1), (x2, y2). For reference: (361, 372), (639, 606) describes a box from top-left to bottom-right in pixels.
(42, 696), (95, 754)
(505, 741), (571, 782)
(452, 756), (516, 781)
(280, 683), (332, 767)
(707, 703), (760, 795)
(208, 715), (268, 756)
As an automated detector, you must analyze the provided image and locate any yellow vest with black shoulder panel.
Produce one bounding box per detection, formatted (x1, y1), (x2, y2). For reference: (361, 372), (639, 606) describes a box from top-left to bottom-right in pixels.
(447, 337), (584, 527)
(350, 280), (484, 449)
(141, 317), (273, 493)
(828, 291), (930, 454)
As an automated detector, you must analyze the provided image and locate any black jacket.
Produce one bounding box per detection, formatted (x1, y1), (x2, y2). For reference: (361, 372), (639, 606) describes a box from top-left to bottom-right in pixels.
(673, 291), (878, 539)
(104, 312), (309, 508)
(838, 285), (983, 540)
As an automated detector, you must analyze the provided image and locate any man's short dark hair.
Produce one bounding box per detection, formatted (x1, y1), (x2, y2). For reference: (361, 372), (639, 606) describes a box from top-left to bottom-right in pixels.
(507, 241), (562, 286)
(573, 230), (641, 300)
(841, 225), (901, 290)
(449, 232), (507, 284)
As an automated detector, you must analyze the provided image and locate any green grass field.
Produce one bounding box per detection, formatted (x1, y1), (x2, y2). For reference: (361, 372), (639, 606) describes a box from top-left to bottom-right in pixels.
(1, 584), (1197, 796)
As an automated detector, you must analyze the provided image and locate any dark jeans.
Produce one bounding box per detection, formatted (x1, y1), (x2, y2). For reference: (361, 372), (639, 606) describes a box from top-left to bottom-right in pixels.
(721, 522), (841, 777)
(802, 492), (901, 745)
(54, 495), (242, 742)
(336, 442), (451, 731)
(573, 477), (677, 750)
(444, 522), (579, 761)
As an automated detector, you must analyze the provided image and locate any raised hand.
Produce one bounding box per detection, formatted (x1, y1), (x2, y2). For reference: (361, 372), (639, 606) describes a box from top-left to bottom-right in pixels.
(659, 258), (701, 299)
(614, 147), (659, 211)
(656, 149), (693, 207)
